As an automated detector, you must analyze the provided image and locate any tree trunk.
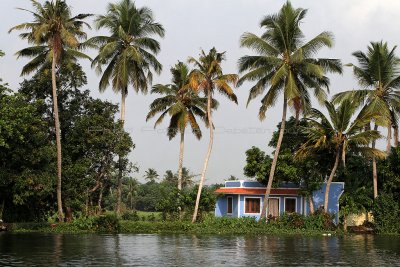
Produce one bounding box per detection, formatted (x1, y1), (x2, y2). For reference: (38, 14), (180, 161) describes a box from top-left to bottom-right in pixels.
(260, 96), (287, 220)
(372, 124), (378, 199)
(324, 151), (340, 213)
(308, 195), (314, 214)
(98, 183), (103, 214)
(0, 198), (4, 220)
(116, 89), (127, 215)
(178, 130), (185, 191)
(394, 125), (399, 147)
(52, 53), (63, 222)
(192, 88), (213, 223)
(387, 125), (392, 154)
(85, 189), (89, 216)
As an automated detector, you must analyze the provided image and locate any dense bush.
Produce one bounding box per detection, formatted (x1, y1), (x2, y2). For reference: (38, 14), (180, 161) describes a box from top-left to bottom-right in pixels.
(92, 213), (120, 233)
(372, 193), (400, 234)
(121, 211), (140, 221)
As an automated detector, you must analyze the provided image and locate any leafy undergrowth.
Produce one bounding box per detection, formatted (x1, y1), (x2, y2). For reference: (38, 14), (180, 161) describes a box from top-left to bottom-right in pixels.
(9, 213), (342, 236)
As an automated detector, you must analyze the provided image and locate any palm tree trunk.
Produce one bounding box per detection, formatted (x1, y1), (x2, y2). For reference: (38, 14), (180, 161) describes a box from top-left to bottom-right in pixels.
(52, 53), (63, 222)
(178, 130), (185, 219)
(387, 125), (392, 154)
(372, 124), (378, 199)
(178, 130), (185, 191)
(308, 195), (314, 214)
(324, 151), (340, 213)
(394, 125), (399, 147)
(192, 88), (213, 223)
(260, 96), (287, 220)
(116, 89), (127, 215)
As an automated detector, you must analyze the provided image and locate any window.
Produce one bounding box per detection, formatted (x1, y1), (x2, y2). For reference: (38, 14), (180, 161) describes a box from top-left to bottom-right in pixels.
(245, 198), (260, 214)
(285, 198), (296, 213)
(227, 197), (233, 214)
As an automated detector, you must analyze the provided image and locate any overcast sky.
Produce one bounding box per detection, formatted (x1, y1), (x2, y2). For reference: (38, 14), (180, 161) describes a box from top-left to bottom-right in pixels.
(1, 0), (399, 184)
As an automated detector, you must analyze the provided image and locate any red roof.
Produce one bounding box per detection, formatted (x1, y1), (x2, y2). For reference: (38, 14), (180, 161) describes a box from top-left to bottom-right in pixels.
(214, 187), (299, 196)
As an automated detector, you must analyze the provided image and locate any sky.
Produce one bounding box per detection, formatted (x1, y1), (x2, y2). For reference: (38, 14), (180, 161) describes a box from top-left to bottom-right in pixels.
(1, 0), (399, 184)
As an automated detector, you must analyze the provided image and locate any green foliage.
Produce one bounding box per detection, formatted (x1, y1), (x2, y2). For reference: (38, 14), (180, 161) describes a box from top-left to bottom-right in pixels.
(89, 0), (164, 94)
(147, 61), (213, 140)
(156, 185), (217, 221)
(238, 2), (342, 119)
(372, 193), (400, 234)
(379, 146), (400, 198)
(92, 213), (120, 233)
(121, 211), (140, 221)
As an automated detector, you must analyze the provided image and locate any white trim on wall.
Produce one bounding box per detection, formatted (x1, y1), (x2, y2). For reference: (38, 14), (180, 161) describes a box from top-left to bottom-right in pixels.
(284, 197), (297, 213)
(237, 195), (241, 218)
(243, 196), (262, 215)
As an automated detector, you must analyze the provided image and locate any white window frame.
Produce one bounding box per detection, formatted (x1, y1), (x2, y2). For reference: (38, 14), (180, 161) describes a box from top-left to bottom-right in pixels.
(227, 196), (233, 215)
(284, 197), (297, 213)
(243, 196), (262, 215)
(266, 197), (280, 216)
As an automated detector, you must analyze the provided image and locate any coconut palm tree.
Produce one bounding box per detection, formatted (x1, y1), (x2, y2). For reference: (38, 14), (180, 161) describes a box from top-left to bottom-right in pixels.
(238, 1), (342, 220)
(147, 62), (218, 191)
(295, 100), (385, 212)
(332, 41), (400, 198)
(9, 0), (92, 222)
(187, 48), (238, 223)
(144, 168), (159, 183)
(89, 0), (164, 214)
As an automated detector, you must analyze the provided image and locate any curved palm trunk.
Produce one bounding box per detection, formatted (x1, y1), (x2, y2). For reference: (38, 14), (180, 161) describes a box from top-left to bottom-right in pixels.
(52, 54), (63, 222)
(260, 97), (287, 220)
(116, 90), (127, 215)
(324, 151), (340, 213)
(178, 130), (185, 191)
(387, 125), (392, 154)
(394, 126), (399, 147)
(372, 124), (378, 199)
(192, 89), (213, 223)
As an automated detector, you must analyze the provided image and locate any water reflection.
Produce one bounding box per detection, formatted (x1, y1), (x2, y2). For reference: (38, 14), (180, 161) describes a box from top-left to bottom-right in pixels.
(0, 233), (399, 266)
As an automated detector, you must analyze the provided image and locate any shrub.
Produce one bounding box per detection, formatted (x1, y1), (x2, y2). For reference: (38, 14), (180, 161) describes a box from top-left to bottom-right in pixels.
(372, 193), (400, 234)
(121, 211), (139, 221)
(304, 209), (335, 231)
(93, 214), (120, 233)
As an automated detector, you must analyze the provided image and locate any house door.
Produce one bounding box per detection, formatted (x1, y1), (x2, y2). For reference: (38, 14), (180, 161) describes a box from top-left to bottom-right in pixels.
(268, 198), (279, 217)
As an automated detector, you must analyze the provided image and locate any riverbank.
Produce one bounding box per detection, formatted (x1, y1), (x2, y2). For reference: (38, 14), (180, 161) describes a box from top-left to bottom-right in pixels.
(6, 215), (343, 236)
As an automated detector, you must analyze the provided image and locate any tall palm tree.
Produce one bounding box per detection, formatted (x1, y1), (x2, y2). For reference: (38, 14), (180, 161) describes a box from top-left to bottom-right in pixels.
(187, 48), (238, 223)
(238, 1), (342, 220)
(9, 0), (92, 222)
(295, 100), (385, 212)
(332, 41), (400, 198)
(89, 0), (164, 214)
(147, 62), (217, 191)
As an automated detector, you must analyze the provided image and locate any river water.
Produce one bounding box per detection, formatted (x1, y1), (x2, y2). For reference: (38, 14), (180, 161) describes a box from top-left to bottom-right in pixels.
(0, 233), (399, 266)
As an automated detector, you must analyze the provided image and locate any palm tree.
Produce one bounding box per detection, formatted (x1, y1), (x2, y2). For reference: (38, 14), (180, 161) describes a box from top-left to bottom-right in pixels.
(332, 41), (400, 198)
(89, 0), (164, 214)
(144, 168), (159, 183)
(9, 0), (92, 222)
(295, 100), (385, 212)
(237, 1), (342, 220)
(147, 62), (217, 191)
(187, 48), (238, 223)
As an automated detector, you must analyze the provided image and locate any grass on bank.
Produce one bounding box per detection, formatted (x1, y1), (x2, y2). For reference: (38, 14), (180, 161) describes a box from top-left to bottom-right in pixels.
(7, 211), (343, 236)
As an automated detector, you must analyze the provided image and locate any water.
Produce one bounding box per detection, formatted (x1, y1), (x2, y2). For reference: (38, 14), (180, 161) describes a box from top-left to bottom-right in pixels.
(0, 233), (399, 266)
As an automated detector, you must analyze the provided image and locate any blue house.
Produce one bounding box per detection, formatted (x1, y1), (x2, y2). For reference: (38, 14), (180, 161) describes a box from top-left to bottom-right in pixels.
(215, 180), (344, 224)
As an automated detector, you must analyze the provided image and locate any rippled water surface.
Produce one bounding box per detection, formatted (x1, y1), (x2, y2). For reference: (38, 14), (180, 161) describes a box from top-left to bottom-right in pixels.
(0, 233), (399, 266)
